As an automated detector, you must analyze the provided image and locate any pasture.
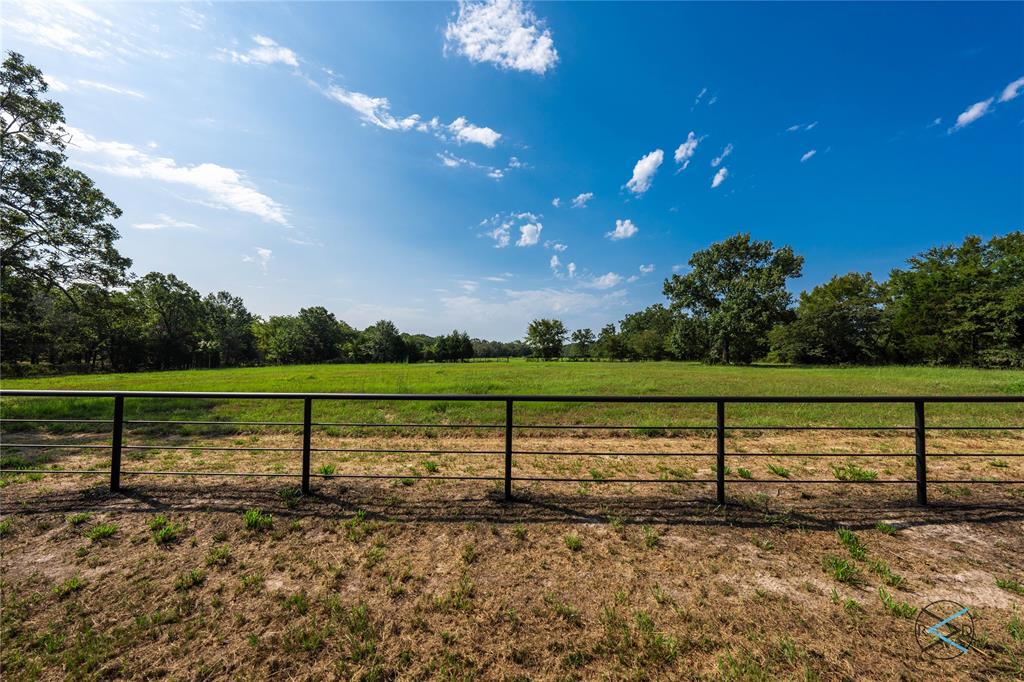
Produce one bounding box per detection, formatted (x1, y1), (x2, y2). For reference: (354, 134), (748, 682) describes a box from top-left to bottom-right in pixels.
(1, 362), (1023, 679)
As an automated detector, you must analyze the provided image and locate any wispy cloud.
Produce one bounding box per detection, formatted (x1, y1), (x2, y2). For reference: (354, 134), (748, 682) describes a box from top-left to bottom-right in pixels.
(586, 272), (623, 289)
(549, 254), (561, 272)
(43, 73), (70, 92)
(67, 126), (289, 225)
(571, 192), (593, 208)
(999, 75), (1024, 103)
(673, 131), (700, 170)
(444, 0), (558, 75)
(606, 218), (638, 241)
(950, 98), (994, 132)
(785, 121), (817, 133)
(242, 247), (273, 273)
(711, 143), (733, 167)
(567, 262), (577, 278)
(625, 149), (664, 195)
(76, 79), (145, 99)
(800, 149), (817, 163)
(544, 241), (568, 252)
(226, 35), (299, 67)
(711, 167), (729, 188)
(132, 214), (201, 231)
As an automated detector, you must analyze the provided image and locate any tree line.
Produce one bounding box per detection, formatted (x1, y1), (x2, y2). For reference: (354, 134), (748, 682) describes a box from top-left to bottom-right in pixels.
(2, 51), (1021, 374)
(523, 231), (1023, 368)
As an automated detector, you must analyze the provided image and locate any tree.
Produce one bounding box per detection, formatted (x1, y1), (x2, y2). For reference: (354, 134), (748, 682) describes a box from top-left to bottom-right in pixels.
(618, 304), (673, 360)
(360, 320), (407, 362)
(884, 233), (1023, 367)
(525, 318), (567, 359)
(663, 233), (803, 364)
(203, 292), (258, 367)
(129, 273), (205, 369)
(570, 328), (595, 358)
(296, 306), (344, 363)
(769, 272), (885, 364)
(595, 323), (628, 360)
(1, 52), (130, 296)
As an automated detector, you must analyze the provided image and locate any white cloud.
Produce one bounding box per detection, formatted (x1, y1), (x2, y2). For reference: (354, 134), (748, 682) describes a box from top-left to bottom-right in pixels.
(928, 117), (942, 128)
(459, 280), (479, 293)
(43, 73), (69, 92)
(242, 247), (272, 273)
(673, 131), (699, 170)
(639, 264), (654, 274)
(325, 86), (420, 131)
(606, 218), (638, 241)
(587, 272), (623, 289)
(711, 143), (733, 167)
(444, 0), (558, 75)
(551, 197), (561, 208)
(76, 79), (145, 99)
(800, 149), (817, 163)
(950, 98), (994, 131)
(227, 34), (299, 67)
(517, 222), (543, 246)
(711, 167), (729, 188)
(567, 262), (576, 278)
(999, 76), (1024, 103)
(549, 254), (561, 272)
(132, 214), (201, 231)
(67, 127), (288, 225)
(786, 122), (817, 133)
(693, 87), (707, 107)
(448, 116), (501, 147)
(625, 149), (664, 195)
(545, 241), (568, 252)
(571, 192), (593, 208)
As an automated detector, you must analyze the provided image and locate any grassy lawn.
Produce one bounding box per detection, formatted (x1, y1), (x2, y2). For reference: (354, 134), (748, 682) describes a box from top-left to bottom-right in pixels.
(2, 361), (1022, 431)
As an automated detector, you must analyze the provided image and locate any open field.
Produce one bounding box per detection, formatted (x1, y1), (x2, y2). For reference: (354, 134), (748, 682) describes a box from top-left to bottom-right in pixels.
(2, 362), (1023, 679)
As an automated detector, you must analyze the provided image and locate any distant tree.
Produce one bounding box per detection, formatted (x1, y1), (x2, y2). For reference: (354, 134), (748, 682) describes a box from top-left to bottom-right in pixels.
(129, 272), (205, 369)
(525, 318), (567, 359)
(618, 304), (674, 360)
(884, 233), (1024, 367)
(570, 328), (595, 358)
(360, 319), (407, 362)
(770, 273), (885, 364)
(667, 314), (710, 361)
(296, 306), (344, 363)
(1, 52), (131, 295)
(663, 233), (803, 364)
(595, 323), (628, 360)
(203, 291), (258, 367)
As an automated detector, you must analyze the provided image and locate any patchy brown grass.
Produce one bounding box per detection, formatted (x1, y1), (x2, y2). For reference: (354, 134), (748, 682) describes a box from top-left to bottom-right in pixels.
(1, 432), (1023, 680)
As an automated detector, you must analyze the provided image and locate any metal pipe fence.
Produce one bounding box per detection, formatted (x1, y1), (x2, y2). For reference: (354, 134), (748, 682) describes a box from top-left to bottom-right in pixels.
(0, 390), (1021, 506)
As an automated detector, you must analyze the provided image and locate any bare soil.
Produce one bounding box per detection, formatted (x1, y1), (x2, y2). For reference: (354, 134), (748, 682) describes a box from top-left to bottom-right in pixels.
(1, 432), (1023, 680)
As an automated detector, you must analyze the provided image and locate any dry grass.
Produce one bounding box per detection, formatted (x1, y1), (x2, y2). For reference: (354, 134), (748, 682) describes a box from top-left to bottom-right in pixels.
(1, 431), (1023, 680)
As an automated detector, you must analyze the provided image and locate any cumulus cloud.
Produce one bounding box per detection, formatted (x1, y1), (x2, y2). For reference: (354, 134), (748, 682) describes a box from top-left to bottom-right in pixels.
(66, 127), (288, 225)
(950, 98), (994, 131)
(606, 218), (638, 241)
(545, 241), (568, 252)
(549, 254), (561, 272)
(567, 262), (576, 278)
(673, 131), (699, 170)
(448, 116), (501, 147)
(227, 34), (299, 67)
(625, 149), (664, 195)
(800, 149), (817, 163)
(587, 272), (623, 289)
(242, 247), (272, 273)
(551, 197), (561, 207)
(999, 76), (1024, 103)
(711, 143), (733, 167)
(639, 264), (654, 274)
(517, 221), (543, 246)
(133, 214), (201, 231)
(571, 192), (593, 208)
(711, 167), (729, 188)
(444, 0), (558, 75)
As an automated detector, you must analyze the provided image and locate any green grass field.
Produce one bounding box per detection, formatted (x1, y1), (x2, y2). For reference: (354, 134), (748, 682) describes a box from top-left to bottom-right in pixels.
(2, 361), (1022, 432)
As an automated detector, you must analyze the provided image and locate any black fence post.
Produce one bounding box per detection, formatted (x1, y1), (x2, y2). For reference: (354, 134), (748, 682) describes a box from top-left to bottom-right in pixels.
(110, 395), (124, 493)
(914, 400), (927, 505)
(504, 399), (513, 501)
(301, 397), (312, 495)
(716, 400), (726, 505)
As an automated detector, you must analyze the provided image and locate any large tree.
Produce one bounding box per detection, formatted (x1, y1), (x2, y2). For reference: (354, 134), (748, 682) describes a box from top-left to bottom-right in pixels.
(663, 233), (803, 364)
(769, 272), (885, 364)
(525, 318), (567, 359)
(1, 52), (130, 295)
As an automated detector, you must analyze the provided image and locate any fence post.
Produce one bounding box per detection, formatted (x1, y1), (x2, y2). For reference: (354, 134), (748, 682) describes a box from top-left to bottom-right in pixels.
(914, 400), (927, 505)
(110, 395), (124, 493)
(301, 397), (312, 495)
(504, 399), (513, 501)
(716, 400), (726, 505)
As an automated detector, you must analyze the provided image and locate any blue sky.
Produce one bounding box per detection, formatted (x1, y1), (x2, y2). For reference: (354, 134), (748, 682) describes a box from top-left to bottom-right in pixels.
(4, 1), (1023, 340)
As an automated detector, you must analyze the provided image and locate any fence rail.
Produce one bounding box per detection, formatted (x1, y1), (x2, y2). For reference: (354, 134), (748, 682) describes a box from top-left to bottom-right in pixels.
(1, 390), (1021, 506)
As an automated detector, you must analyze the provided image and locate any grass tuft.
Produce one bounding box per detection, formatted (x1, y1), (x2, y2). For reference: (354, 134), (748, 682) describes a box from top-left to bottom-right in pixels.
(822, 554), (861, 584)
(174, 568), (205, 591)
(242, 509), (272, 532)
(878, 587), (916, 618)
(564, 533), (583, 552)
(53, 576), (85, 598)
(86, 523), (117, 542)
